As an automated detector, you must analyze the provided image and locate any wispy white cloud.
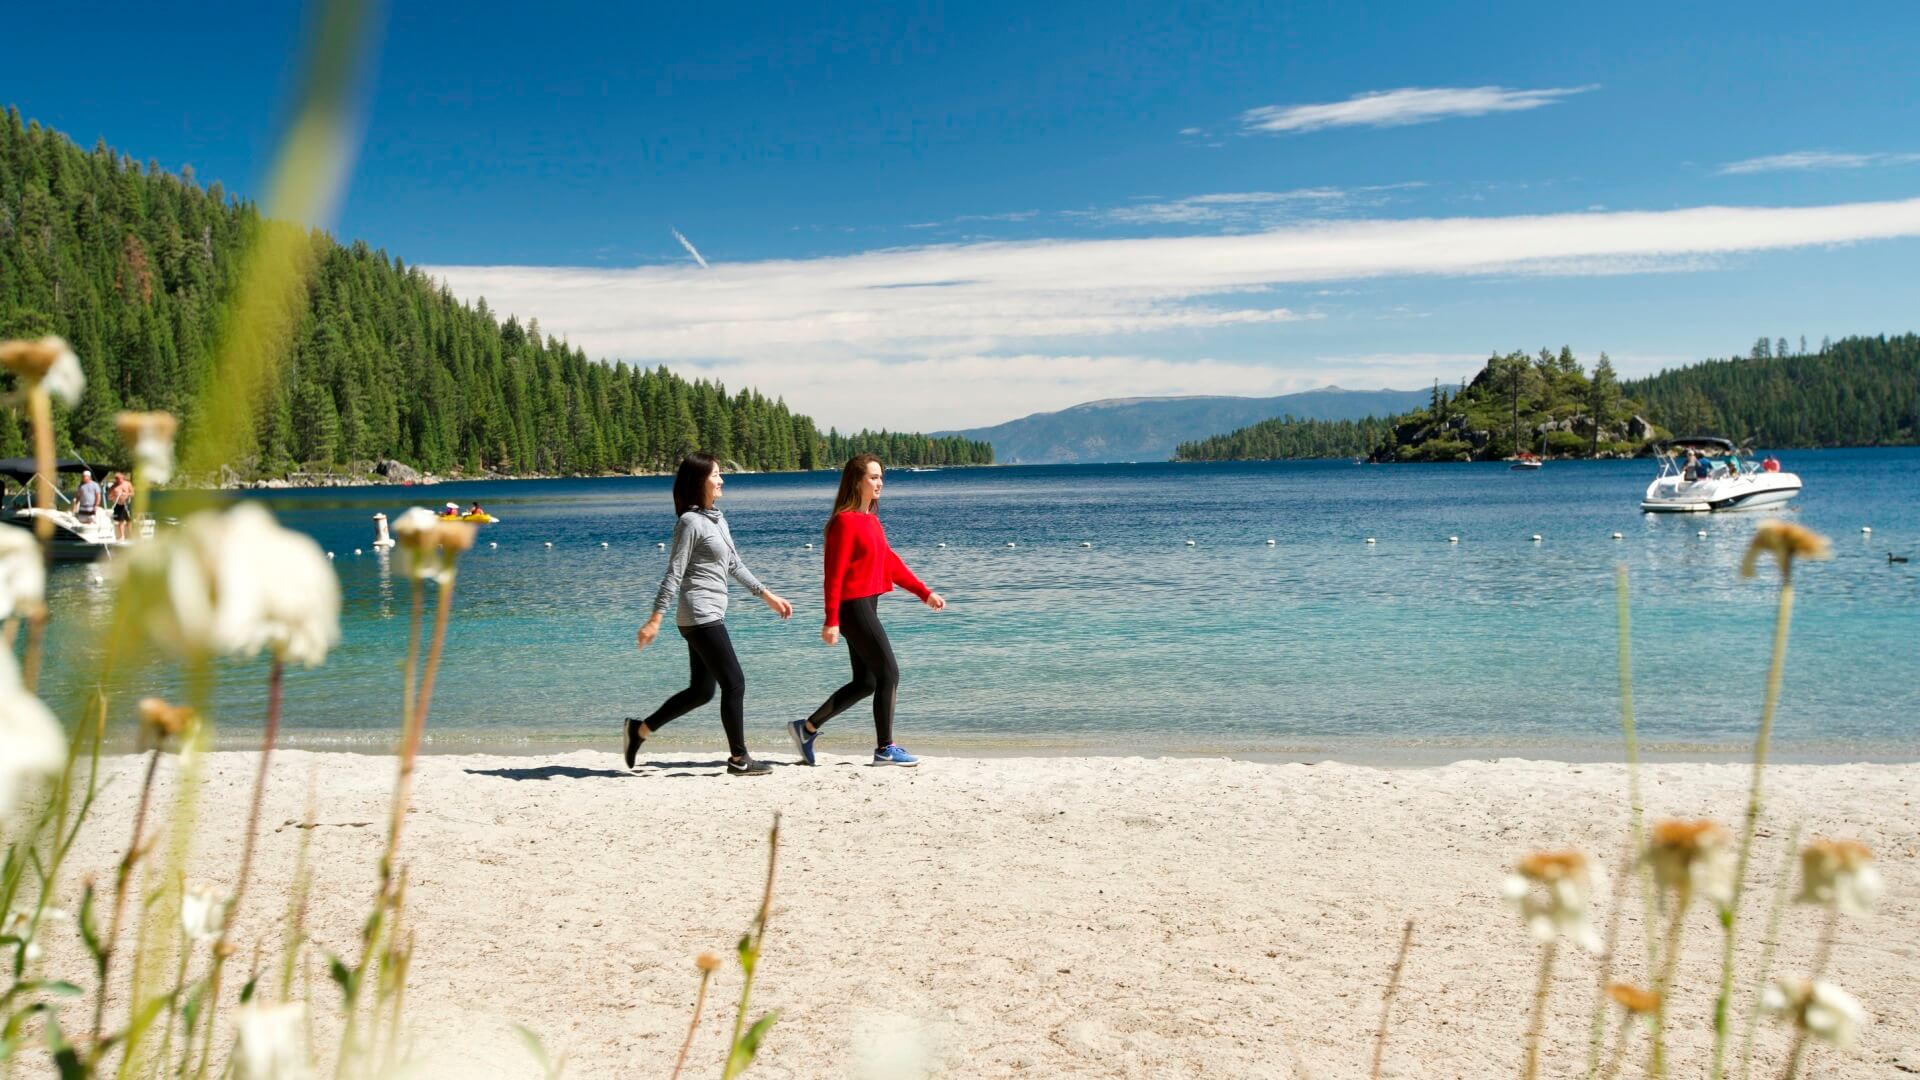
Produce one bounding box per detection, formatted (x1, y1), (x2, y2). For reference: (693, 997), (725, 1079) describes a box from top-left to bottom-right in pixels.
(670, 227), (709, 269)
(1718, 150), (1920, 175)
(427, 196), (1920, 428)
(1077, 184), (1425, 227)
(1242, 85), (1597, 134)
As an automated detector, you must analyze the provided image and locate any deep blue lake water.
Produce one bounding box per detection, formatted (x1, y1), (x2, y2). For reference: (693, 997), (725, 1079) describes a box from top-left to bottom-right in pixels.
(36, 449), (1920, 759)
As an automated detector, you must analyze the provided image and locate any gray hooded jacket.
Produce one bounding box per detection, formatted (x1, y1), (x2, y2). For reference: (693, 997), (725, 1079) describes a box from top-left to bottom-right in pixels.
(652, 508), (766, 627)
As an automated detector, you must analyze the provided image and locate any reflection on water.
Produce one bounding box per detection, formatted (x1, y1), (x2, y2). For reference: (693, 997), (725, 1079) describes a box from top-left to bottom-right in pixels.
(31, 449), (1920, 757)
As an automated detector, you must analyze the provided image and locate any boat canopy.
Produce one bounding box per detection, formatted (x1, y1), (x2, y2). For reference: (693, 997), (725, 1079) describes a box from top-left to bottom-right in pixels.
(1655, 437), (1738, 456)
(0, 457), (100, 484)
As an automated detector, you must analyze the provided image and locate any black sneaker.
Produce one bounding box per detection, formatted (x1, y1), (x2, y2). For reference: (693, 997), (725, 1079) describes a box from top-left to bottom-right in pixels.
(623, 718), (646, 769)
(727, 755), (772, 777)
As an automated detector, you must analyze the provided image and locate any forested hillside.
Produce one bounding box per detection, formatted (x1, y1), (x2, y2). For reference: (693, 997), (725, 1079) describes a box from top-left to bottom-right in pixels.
(1623, 335), (1920, 447)
(1181, 348), (1643, 462)
(1176, 337), (1919, 462)
(1172, 415), (1389, 460)
(0, 109), (990, 477)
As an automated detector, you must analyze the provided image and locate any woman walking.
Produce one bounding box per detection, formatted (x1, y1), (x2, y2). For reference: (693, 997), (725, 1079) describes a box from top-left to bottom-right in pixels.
(628, 452), (792, 775)
(789, 454), (945, 767)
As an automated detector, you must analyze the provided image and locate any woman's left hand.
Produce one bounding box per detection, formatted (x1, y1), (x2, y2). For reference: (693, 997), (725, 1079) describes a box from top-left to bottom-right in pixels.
(925, 592), (946, 611)
(763, 591), (794, 619)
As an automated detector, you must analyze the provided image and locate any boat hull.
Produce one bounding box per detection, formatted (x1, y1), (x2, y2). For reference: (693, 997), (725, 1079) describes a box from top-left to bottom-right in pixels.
(1640, 473), (1802, 513)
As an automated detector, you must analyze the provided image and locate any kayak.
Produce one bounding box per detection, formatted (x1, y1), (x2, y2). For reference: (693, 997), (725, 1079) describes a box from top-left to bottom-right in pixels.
(439, 512), (499, 524)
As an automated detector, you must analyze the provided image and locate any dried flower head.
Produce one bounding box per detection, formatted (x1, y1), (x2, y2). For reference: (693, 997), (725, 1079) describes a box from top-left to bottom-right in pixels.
(1761, 978), (1866, 1048)
(0, 336), (86, 406)
(116, 410), (179, 486)
(180, 882), (231, 942)
(1740, 521), (1832, 580)
(1502, 848), (1602, 952)
(435, 519), (478, 554)
(136, 697), (197, 751)
(392, 507), (446, 580)
(233, 1000), (308, 1079)
(1606, 982), (1661, 1015)
(0, 650), (65, 817)
(0, 524), (46, 621)
(1644, 819), (1737, 906)
(696, 951), (723, 973)
(1797, 839), (1881, 916)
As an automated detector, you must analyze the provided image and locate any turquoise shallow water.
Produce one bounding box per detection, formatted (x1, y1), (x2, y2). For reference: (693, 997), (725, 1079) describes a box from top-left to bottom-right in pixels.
(35, 449), (1920, 758)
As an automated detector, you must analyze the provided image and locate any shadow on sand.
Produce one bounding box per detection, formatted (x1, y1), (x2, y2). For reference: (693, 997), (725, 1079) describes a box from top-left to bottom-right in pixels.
(463, 760), (800, 781)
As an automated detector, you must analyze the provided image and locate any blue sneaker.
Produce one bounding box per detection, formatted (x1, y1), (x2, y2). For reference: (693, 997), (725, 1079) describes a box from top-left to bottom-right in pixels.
(788, 719), (818, 766)
(872, 744), (919, 767)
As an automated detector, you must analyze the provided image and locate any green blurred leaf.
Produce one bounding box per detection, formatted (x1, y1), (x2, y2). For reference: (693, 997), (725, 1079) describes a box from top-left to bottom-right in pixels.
(722, 1011), (779, 1079)
(328, 954), (358, 1001)
(43, 1012), (84, 1080)
(512, 1023), (551, 1072)
(181, 980), (207, 1033)
(35, 981), (83, 997)
(78, 883), (103, 962)
(240, 972), (260, 1004)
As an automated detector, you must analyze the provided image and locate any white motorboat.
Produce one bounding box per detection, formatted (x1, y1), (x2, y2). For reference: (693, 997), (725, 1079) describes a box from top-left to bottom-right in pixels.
(1, 457), (130, 560)
(1640, 438), (1801, 513)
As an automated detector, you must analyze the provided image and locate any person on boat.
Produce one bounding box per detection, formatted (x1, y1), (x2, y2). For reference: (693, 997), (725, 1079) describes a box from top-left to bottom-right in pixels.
(108, 472), (134, 540)
(789, 453), (946, 768)
(466, 502), (485, 518)
(443, 502), (460, 518)
(1762, 455), (1781, 473)
(74, 469), (102, 522)
(627, 452), (793, 776)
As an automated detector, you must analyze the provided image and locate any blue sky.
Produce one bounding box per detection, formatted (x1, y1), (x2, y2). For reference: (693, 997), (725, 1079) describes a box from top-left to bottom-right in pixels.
(10, 0), (1920, 429)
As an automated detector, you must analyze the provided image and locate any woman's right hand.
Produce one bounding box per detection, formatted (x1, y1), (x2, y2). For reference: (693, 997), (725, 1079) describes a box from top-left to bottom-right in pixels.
(637, 617), (661, 651)
(821, 625), (840, 646)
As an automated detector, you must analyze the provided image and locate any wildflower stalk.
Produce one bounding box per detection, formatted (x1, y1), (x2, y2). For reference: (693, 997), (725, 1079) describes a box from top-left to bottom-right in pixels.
(1649, 885), (1692, 1079)
(721, 815), (782, 1080)
(192, 658), (285, 1080)
(671, 960), (719, 1080)
(1776, 1032), (1807, 1080)
(1736, 825), (1803, 1080)
(28, 385), (55, 547)
(343, 556), (455, 1072)
(92, 746), (165, 1043)
(1522, 941), (1559, 1080)
(1597, 1012), (1640, 1080)
(1585, 844), (1636, 1079)
(1370, 919), (1414, 1080)
(279, 782), (318, 1002)
(1711, 572), (1796, 1079)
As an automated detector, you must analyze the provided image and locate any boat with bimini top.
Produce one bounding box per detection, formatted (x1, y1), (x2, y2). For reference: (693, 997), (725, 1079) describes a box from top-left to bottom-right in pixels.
(1640, 437), (1801, 513)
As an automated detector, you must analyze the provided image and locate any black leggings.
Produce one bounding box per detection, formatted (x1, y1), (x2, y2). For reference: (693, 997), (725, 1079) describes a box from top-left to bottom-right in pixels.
(640, 621), (747, 758)
(806, 595), (899, 749)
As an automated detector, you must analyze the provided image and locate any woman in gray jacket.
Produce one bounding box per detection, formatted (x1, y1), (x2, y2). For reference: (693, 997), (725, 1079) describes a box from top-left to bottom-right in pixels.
(628, 452), (793, 775)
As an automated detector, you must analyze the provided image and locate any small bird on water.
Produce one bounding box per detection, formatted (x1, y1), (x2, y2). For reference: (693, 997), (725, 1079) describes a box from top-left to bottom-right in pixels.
(1892, 552), (1910, 564)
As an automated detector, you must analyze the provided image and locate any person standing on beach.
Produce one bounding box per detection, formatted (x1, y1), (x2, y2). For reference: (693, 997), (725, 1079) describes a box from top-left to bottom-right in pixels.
(628, 452), (793, 776)
(789, 454), (945, 768)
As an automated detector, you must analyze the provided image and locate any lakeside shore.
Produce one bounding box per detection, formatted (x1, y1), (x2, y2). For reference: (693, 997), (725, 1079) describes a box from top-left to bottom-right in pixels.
(51, 750), (1918, 1078)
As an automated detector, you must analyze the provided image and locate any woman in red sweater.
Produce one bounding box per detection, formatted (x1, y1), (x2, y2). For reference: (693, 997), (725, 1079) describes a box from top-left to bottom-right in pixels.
(789, 454), (945, 766)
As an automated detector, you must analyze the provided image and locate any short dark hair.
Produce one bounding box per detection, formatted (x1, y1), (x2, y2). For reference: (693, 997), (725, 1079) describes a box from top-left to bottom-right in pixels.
(673, 452), (721, 517)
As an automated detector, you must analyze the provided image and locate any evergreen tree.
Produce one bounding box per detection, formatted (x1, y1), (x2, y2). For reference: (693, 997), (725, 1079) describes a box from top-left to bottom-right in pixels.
(0, 113), (992, 476)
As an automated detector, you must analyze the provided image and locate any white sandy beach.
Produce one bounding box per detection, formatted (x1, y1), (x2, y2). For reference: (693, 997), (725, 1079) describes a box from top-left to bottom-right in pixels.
(50, 750), (1919, 1078)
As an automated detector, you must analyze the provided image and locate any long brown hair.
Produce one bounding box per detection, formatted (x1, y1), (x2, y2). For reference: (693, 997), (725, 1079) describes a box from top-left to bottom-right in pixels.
(826, 453), (882, 534)
(672, 452), (720, 517)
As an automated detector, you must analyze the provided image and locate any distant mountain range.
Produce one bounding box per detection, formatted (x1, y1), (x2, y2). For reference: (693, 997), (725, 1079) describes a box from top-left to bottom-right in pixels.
(935, 387), (1430, 464)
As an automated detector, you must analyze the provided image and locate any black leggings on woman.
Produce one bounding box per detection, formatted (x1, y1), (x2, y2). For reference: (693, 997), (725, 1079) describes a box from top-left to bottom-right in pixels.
(805, 595), (899, 749)
(640, 621), (747, 758)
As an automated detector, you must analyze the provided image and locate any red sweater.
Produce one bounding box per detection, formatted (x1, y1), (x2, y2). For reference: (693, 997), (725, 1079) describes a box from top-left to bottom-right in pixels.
(822, 511), (930, 627)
